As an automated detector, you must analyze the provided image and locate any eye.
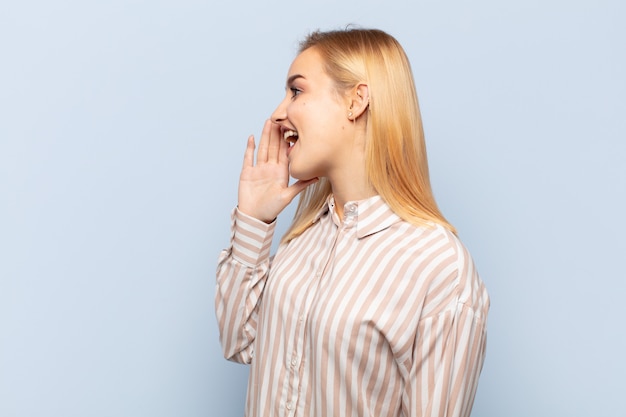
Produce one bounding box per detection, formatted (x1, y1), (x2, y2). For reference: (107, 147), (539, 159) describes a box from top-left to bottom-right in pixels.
(289, 87), (302, 98)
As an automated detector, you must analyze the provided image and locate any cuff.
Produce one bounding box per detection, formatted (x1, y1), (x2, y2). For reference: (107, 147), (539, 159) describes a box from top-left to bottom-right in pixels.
(230, 207), (276, 267)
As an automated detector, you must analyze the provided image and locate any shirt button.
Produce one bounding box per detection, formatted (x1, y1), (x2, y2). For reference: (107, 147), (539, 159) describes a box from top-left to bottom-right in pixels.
(291, 358), (297, 366)
(286, 402), (292, 410)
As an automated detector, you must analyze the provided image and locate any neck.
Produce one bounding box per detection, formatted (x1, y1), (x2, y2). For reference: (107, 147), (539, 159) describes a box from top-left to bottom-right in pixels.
(328, 118), (376, 218)
(329, 169), (376, 219)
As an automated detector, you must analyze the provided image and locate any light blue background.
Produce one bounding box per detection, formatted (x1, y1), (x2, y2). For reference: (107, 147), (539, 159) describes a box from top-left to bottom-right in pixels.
(1, 1), (624, 416)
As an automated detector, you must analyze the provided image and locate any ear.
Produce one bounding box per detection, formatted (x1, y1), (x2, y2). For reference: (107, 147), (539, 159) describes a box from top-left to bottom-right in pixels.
(347, 83), (370, 121)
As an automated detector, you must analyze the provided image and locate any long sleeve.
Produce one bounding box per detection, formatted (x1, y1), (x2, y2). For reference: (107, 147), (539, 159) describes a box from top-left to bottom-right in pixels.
(402, 269), (489, 417)
(399, 232), (489, 417)
(215, 208), (276, 364)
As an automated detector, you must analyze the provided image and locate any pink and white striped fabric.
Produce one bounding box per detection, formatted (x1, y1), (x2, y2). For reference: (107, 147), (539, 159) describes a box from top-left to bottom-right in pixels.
(216, 195), (489, 417)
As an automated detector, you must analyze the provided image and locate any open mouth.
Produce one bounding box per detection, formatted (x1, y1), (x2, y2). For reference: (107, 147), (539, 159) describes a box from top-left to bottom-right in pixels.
(283, 129), (298, 146)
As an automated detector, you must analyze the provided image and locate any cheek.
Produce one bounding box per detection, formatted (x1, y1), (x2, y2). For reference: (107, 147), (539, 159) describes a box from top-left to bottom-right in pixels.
(288, 100), (305, 117)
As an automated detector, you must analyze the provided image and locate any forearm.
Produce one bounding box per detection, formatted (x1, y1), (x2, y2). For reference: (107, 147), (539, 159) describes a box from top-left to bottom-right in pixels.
(215, 208), (276, 363)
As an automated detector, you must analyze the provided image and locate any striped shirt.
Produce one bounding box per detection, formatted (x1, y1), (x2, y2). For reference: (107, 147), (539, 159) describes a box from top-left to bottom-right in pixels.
(216, 195), (489, 417)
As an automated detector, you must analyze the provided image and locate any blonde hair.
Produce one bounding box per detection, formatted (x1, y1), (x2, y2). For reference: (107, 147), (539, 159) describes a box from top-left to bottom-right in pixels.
(282, 28), (455, 243)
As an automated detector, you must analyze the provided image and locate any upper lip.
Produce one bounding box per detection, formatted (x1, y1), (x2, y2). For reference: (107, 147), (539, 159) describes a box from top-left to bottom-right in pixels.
(279, 125), (298, 142)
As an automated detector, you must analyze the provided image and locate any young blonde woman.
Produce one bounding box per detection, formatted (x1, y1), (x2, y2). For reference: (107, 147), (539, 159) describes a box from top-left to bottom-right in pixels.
(216, 28), (489, 417)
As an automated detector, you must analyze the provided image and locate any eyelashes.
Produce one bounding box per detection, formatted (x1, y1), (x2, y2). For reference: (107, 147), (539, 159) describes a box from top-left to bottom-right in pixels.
(289, 87), (302, 98)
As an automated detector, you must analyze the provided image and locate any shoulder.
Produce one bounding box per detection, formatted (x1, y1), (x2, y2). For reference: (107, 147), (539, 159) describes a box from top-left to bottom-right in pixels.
(394, 221), (489, 319)
(387, 220), (463, 263)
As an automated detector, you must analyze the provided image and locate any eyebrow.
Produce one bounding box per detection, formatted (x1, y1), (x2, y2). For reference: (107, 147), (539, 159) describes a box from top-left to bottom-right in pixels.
(286, 74), (305, 88)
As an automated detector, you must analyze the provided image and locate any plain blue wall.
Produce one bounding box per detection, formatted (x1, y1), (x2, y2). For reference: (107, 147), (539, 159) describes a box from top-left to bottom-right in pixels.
(1, 1), (624, 416)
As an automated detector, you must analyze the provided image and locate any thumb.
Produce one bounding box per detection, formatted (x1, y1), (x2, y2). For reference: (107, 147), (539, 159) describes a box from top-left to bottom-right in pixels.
(284, 177), (319, 201)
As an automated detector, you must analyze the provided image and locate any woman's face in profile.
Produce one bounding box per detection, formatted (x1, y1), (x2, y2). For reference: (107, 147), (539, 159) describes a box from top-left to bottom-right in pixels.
(271, 47), (355, 181)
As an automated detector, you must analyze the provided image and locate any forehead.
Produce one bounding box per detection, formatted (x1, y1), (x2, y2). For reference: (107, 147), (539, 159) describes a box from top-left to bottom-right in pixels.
(286, 47), (326, 80)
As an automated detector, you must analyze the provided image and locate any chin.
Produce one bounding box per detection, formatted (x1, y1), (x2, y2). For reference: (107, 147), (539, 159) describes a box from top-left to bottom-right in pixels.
(290, 172), (309, 181)
(289, 167), (317, 182)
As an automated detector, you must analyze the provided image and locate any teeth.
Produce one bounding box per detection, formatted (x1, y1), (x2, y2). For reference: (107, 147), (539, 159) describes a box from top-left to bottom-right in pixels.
(283, 130), (298, 144)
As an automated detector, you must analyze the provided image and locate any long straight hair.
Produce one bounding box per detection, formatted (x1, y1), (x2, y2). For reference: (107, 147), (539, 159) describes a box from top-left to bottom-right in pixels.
(282, 28), (455, 243)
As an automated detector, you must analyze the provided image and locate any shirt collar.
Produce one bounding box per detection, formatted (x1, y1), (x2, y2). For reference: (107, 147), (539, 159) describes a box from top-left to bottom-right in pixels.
(312, 194), (403, 238)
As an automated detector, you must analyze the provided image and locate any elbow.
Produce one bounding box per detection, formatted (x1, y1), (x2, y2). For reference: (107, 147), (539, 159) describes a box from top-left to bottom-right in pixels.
(223, 347), (253, 365)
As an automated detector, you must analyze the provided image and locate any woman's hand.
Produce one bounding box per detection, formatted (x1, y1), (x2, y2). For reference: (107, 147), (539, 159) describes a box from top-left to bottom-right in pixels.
(237, 119), (318, 223)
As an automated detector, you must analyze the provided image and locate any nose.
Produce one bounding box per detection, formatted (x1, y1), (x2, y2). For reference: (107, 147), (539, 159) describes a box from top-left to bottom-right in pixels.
(270, 96), (289, 124)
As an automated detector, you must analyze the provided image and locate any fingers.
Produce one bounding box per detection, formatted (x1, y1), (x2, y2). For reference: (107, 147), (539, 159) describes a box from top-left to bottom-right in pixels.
(256, 119), (272, 164)
(267, 121), (282, 163)
(242, 135), (255, 168)
(278, 125), (290, 165)
(244, 119), (286, 168)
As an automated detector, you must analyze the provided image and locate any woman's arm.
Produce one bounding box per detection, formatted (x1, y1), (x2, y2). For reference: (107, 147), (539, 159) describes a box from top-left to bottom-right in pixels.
(402, 302), (488, 417)
(215, 208), (276, 364)
(216, 119), (316, 363)
(402, 240), (490, 417)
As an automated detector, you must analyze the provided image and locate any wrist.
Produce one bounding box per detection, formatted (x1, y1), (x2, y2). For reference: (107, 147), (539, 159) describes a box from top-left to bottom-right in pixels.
(236, 206), (276, 224)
